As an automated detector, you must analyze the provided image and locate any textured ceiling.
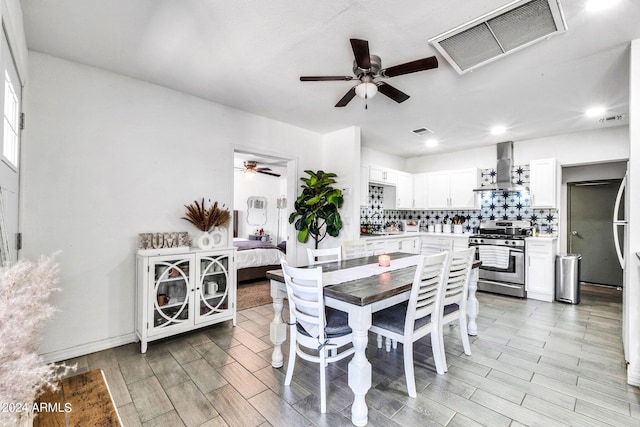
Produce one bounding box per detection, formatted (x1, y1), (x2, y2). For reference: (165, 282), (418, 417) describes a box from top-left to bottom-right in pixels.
(20, 0), (640, 157)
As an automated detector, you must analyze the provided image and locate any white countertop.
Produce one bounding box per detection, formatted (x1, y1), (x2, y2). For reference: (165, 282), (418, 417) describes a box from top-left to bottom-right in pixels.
(360, 231), (472, 240)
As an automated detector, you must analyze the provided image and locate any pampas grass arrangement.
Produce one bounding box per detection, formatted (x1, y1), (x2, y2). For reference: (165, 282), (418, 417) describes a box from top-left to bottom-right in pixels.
(0, 255), (75, 425)
(182, 199), (231, 232)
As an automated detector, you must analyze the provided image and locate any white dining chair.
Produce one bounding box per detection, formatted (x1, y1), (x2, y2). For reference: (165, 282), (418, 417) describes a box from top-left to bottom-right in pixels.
(307, 247), (342, 265)
(438, 247), (476, 372)
(369, 251), (450, 398)
(341, 240), (369, 260)
(280, 260), (355, 413)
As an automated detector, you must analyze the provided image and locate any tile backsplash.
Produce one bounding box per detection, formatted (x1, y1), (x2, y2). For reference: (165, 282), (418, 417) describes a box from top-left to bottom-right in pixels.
(360, 166), (559, 234)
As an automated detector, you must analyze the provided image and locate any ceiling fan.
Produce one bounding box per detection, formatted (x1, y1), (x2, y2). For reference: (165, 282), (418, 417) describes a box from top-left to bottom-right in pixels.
(300, 38), (438, 108)
(240, 160), (281, 177)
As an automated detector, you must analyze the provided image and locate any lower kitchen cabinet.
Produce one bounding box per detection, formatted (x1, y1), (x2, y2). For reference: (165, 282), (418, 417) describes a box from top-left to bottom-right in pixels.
(135, 248), (236, 352)
(525, 237), (557, 302)
(364, 236), (421, 254)
(420, 234), (470, 253)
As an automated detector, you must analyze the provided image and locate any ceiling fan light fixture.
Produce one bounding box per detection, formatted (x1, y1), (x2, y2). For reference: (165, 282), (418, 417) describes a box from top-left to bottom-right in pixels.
(355, 82), (378, 99)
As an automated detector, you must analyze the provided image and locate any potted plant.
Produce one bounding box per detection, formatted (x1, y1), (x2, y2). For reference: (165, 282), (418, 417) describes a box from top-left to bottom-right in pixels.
(289, 170), (344, 249)
(0, 256), (74, 426)
(182, 199), (231, 249)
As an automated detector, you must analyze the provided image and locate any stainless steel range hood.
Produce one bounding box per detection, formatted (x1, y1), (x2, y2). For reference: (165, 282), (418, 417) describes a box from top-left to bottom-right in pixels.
(474, 141), (529, 192)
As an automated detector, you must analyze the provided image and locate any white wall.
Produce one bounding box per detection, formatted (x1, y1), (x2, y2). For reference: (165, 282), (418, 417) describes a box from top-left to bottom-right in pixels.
(625, 38), (640, 386)
(233, 170), (284, 240)
(403, 127), (630, 174)
(361, 145), (404, 170)
(322, 127), (361, 245)
(22, 52), (324, 362)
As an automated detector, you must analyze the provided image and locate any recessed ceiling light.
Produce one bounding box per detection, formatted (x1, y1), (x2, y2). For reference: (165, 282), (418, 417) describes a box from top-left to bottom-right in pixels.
(425, 138), (438, 148)
(490, 126), (507, 135)
(585, 106), (606, 117)
(586, 0), (620, 13)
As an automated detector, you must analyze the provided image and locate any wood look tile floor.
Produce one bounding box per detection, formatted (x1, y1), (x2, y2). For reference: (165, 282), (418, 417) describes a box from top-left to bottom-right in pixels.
(62, 285), (640, 426)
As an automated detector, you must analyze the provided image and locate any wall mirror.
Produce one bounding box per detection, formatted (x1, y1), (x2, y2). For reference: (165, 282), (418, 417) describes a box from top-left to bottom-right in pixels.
(247, 196), (267, 226)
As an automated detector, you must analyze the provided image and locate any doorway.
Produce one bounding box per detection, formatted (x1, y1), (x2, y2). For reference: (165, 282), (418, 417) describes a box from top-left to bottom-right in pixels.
(0, 28), (22, 264)
(567, 180), (623, 286)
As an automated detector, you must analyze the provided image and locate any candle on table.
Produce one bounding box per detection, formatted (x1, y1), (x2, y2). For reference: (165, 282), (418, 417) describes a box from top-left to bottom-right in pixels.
(378, 254), (391, 267)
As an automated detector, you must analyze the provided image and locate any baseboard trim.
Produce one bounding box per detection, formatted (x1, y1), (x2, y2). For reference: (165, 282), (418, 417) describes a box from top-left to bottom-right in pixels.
(628, 364), (640, 387)
(39, 333), (137, 364)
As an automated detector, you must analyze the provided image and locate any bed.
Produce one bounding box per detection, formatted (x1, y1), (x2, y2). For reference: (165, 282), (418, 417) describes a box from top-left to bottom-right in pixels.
(233, 210), (285, 282)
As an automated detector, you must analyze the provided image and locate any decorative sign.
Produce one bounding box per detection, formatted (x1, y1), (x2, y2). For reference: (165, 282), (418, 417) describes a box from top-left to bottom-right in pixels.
(138, 232), (190, 250)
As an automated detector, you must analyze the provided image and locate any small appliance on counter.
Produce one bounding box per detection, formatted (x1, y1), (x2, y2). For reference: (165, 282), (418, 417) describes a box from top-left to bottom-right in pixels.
(401, 220), (420, 232)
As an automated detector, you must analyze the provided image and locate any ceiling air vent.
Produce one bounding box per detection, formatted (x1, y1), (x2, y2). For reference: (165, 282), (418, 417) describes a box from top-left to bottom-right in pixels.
(411, 126), (434, 136)
(429, 0), (567, 74)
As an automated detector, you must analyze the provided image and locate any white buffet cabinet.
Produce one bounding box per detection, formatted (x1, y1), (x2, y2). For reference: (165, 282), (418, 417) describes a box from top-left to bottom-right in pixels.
(136, 247), (236, 353)
(525, 237), (558, 302)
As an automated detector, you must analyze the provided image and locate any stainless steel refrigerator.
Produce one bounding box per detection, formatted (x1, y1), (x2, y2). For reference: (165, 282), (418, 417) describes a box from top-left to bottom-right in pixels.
(614, 169), (629, 361)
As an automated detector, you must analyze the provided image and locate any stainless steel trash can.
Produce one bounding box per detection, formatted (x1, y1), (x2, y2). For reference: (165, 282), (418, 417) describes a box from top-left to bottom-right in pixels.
(555, 254), (581, 304)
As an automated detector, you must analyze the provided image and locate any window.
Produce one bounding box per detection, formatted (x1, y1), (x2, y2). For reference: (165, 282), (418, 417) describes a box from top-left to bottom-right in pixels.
(3, 70), (18, 168)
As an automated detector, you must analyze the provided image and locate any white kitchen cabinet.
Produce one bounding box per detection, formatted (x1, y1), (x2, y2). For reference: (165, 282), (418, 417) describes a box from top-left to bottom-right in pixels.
(525, 237), (557, 302)
(427, 168), (480, 209)
(364, 236), (420, 255)
(369, 165), (397, 185)
(360, 165), (369, 206)
(396, 172), (414, 209)
(413, 173), (428, 210)
(530, 158), (556, 208)
(136, 248), (236, 352)
(420, 234), (470, 253)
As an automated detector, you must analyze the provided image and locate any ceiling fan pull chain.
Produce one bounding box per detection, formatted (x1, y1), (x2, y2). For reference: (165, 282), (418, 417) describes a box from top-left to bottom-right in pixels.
(365, 92), (368, 110)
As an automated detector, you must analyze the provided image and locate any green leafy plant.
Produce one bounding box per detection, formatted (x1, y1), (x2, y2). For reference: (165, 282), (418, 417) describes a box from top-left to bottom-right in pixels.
(289, 170), (344, 249)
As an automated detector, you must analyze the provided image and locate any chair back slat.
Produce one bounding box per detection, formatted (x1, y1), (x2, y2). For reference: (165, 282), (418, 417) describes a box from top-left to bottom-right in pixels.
(281, 261), (326, 338)
(442, 248), (475, 306)
(408, 252), (449, 324)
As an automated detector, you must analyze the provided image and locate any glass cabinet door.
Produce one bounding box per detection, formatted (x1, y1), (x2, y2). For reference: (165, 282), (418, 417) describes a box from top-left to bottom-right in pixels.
(196, 254), (229, 323)
(151, 257), (192, 333)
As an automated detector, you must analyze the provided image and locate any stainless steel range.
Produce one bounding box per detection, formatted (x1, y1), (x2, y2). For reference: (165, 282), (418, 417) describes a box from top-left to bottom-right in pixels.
(469, 220), (532, 298)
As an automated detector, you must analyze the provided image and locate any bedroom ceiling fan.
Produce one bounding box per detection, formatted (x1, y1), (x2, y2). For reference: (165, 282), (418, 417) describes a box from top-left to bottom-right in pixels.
(300, 38), (438, 108)
(240, 161), (281, 177)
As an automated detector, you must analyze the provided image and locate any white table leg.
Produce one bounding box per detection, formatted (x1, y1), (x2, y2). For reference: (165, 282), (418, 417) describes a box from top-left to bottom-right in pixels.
(270, 280), (287, 368)
(347, 305), (372, 427)
(467, 267), (479, 336)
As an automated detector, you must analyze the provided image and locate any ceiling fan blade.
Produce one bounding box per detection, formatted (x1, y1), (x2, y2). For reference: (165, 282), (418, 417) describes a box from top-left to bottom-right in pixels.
(300, 76), (354, 82)
(377, 82), (410, 103)
(335, 87), (357, 107)
(350, 39), (371, 70)
(380, 56), (438, 78)
(258, 170), (281, 177)
(256, 167), (273, 172)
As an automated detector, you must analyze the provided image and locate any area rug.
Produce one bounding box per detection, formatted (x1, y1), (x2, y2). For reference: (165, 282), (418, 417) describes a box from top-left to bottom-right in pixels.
(35, 369), (121, 426)
(237, 279), (272, 311)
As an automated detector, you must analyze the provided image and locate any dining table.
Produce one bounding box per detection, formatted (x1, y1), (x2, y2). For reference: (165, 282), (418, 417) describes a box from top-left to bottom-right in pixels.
(266, 252), (481, 426)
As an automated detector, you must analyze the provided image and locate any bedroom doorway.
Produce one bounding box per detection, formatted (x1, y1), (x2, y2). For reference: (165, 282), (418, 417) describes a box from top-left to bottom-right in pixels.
(232, 149), (296, 310)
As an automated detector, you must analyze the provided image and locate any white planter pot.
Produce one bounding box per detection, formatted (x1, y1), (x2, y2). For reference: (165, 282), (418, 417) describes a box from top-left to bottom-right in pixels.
(196, 232), (215, 250)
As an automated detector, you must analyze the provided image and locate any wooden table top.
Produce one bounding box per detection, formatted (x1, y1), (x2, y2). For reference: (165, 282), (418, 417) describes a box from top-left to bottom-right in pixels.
(266, 253), (480, 307)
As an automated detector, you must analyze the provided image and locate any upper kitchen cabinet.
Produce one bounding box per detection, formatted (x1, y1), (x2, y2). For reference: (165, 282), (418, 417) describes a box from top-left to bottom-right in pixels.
(396, 172), (414, 209)
(369, 165), (397, 185)
(530, 158), (557, 208)
(413, 173), (428, 210)
(427, 168), (480, 209)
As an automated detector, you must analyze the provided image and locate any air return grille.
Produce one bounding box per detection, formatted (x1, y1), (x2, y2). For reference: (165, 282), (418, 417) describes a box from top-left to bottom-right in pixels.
(429, 0), (567, 74)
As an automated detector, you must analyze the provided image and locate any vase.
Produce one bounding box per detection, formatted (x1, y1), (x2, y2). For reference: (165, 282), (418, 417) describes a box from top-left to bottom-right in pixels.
(196, 232), (215, 250)
(209, 226), (226, 248)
